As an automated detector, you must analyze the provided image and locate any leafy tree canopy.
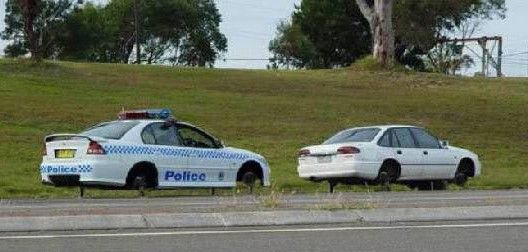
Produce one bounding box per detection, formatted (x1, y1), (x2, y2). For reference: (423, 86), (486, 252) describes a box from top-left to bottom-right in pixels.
(270, 0), (506, 70)
(2, 0), (72, 58)
(2, 0), (227, 66)
(270, 0), (371, 69)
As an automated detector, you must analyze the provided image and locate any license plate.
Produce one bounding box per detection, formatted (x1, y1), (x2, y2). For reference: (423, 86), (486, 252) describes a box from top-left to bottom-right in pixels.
(55, 149), (76, 159)
(317, 156), (332, 163)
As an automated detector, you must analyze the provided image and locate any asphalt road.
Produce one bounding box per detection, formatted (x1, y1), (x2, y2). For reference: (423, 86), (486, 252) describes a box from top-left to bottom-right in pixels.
(1, 189), (528, 217)
(1, 220), (528, 252)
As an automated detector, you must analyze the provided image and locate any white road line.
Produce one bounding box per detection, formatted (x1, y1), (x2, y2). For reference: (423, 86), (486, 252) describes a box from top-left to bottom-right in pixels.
(1, 222), (528, 240)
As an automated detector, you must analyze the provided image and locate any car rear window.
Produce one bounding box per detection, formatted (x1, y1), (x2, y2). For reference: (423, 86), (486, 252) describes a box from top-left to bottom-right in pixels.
(81, 121), (140, 140)
(323, 128), (381, 144)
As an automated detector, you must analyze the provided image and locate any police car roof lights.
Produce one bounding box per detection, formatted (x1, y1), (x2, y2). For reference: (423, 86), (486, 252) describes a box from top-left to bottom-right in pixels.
(118, 108), (173, 120)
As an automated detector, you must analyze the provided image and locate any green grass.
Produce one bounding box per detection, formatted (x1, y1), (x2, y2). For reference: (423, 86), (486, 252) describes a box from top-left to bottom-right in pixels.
(0, 58), (527, 199)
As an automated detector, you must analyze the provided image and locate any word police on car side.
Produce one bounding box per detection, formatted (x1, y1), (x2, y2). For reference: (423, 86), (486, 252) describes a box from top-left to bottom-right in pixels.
(40, 109), (270, 190)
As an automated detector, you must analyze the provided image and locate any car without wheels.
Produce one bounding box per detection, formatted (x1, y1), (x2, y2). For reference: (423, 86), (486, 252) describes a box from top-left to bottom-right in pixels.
(297, 125), (481, 192)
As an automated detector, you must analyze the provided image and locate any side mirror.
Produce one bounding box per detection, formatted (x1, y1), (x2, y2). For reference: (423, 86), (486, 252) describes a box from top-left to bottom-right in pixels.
(440, 140), (449, 148)
(215, 139), (225, 148)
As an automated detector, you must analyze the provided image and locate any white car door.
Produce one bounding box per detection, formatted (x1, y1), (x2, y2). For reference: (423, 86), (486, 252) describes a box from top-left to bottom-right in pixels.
(410, 128), (458, 179)
(177, 125), (236, 187)
(389, 128), (425, 180)
(140, 122), (189, 187)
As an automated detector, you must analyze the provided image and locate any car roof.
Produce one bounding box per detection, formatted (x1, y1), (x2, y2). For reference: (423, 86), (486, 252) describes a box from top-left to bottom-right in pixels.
(108, 121), (420, 132)
(104, 119), (196, 126)
(348, 125), (422, 130)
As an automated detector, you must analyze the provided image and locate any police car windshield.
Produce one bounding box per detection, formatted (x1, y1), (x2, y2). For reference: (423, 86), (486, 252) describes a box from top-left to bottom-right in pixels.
(81, 121), (140, 140)
(323, 128), (380, 144)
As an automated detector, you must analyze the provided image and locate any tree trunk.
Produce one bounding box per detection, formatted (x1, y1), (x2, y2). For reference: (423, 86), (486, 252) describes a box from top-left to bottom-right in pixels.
(372, 0), (394, 66)
(17, 0), (41, 61)
(355, 0), (394, 67)
(133, 0), (141, 64)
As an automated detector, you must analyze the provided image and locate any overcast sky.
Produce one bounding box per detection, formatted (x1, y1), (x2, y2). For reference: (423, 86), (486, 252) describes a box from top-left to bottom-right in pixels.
(1, 0), (527, 76)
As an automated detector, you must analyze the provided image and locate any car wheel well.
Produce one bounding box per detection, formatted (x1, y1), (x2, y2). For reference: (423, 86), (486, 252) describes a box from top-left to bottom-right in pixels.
(237, 161), (263, 185)
(457, 158), (475, 177)
(126, 161), (158, 188)
(379, 159), (401, 181)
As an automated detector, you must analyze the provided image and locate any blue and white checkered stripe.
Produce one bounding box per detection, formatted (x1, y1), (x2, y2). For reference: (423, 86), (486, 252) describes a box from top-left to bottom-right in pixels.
(40, 164), (93, 174)
(103, 145), (249, 160)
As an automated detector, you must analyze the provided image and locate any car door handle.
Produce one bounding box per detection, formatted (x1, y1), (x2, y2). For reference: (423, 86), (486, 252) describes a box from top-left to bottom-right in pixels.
(396, 150), (402, 155)
(423, 151), (428, 155)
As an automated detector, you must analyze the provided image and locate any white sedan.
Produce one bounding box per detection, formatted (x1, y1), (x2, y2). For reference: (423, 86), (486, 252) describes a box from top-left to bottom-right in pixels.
(297, 125), (481, 192)
(41, 109), (270, 195)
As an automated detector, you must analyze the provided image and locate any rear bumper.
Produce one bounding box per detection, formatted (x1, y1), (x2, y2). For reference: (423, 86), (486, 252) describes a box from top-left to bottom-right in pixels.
(40, 161), (125, 187)
(47, 175), (81, 186)
(297, 160), (381, 180)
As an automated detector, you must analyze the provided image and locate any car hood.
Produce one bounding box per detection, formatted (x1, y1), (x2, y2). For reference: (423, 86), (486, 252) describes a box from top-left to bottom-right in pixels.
(224, 146), (264, 159)
(448, 145), (479, 158)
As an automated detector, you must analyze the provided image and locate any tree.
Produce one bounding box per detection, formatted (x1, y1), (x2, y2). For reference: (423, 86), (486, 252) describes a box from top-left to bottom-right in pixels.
(269, 0), (371, 69)
(3, 0), (227, 66)
(394, 0), (505, 74)
(58, 3), (122, 62)
(269, 21), (317, 69)
(60, 0), (227, 66)
(2, 0), (73, 60)
(423, 43), (474, 74)
(355, 0), (395, 67)
(269, 0), (505, 71)
(394, 0), (505, 51)
(166, 0), (227, 67)
(17, 0), (40, 60)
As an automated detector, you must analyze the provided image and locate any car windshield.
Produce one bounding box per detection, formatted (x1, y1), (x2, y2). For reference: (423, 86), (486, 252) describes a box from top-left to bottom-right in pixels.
(80, 121), (140, 140)
(323, 128), (381, 144)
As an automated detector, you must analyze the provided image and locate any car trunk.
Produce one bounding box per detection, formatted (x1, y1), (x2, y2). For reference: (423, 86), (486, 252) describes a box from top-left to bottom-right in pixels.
(44, 135), (106, 162)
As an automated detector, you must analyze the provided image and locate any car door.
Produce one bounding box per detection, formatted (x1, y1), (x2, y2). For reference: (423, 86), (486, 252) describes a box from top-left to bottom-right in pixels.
(140, 122), (189, 187)
(176, 124), (235, 187)
(409, 128), (457, 179)
(391, 128), (425, 180)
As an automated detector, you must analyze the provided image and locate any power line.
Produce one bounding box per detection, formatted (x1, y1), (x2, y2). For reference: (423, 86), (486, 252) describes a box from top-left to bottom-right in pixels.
(223, 58), (269, 61)
(217, 0), (293, 13)
(502, 51), (528, 57)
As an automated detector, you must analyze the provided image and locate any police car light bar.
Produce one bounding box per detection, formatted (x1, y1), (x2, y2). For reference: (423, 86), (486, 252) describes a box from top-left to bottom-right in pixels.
(118, 108), (173, 120)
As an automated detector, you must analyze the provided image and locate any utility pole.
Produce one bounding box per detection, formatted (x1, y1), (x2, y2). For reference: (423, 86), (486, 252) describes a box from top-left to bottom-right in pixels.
(497, 37), (503, 77)
(478, 39), (487, 76)
(438, 36), (503, 77)
(134, 0), (141, 64)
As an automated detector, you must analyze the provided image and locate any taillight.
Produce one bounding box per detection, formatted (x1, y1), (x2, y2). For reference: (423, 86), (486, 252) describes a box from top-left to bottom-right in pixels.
(87, 141), (106, 155)
(298, 149), (311, 157)
(337, 146), (360, 155)
(42, 143), (47, 156)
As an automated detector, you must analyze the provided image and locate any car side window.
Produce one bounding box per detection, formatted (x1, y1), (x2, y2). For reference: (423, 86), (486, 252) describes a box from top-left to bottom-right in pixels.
(177, 125), (218, 149)
(379, 130), (391, 147)
(393, 128), (416, 148)
(410, 128), (441, 149)
(142, 123), (180, 146)
(390, 130), (400, 147)
(141, 126), (156, 145)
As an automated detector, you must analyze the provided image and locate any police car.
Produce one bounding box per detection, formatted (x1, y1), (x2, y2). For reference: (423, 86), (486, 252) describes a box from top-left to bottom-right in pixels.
(297, 125), (481, 192)
(40, 109), (271, 192)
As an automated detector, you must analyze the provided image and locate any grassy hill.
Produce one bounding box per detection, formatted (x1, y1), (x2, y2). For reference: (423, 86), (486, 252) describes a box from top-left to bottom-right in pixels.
(0, 59), (527, 198)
